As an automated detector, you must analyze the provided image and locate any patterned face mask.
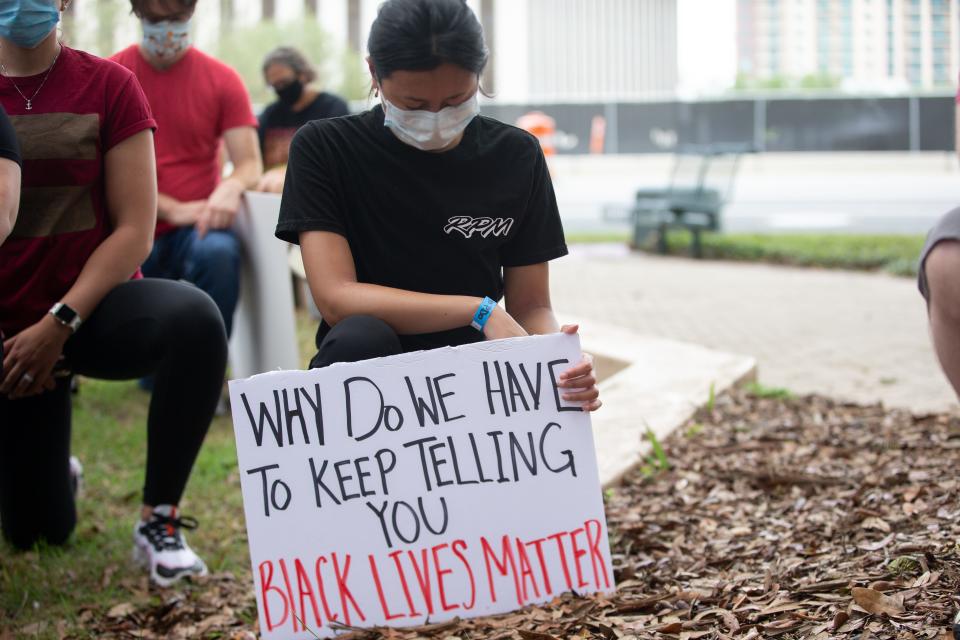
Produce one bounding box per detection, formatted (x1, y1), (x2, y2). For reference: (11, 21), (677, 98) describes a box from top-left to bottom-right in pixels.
(382, 93), (480, 152)
(141, 18), (192, 60)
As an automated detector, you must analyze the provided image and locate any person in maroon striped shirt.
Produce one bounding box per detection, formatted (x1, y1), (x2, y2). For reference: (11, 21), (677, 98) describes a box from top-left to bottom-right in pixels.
(0, 0), (225, 587)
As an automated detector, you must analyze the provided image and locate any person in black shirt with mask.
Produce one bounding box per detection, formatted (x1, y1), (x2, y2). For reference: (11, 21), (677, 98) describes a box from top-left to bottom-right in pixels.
(276, 0), (601, 412)
(257, 47), (349, 193)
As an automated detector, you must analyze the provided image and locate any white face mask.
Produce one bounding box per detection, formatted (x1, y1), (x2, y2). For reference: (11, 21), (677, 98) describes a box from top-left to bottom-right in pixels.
(382, 93), (480, 151)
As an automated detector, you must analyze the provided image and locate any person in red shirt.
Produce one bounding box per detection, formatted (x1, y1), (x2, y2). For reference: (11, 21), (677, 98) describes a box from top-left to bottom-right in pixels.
(0, 0), (227, 586)
(111, 0), (262, 343)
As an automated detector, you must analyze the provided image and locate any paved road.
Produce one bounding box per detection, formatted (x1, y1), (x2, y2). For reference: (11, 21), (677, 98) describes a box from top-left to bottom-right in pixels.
(551, 245), (958, 414)
(552, 153), (960, 235)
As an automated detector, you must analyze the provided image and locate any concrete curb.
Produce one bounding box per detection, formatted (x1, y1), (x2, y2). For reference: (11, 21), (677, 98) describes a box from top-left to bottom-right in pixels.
(568, 316), (758, 488)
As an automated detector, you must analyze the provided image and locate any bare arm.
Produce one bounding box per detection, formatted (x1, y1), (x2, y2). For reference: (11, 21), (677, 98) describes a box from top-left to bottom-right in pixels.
(197, 125), (263, 236)
(300, 231), (483, 334)
(62, 129), (157, 319)
(503, 262), (560, 335)
(222, 125), (264, 191)
(0, 157), (21, 246)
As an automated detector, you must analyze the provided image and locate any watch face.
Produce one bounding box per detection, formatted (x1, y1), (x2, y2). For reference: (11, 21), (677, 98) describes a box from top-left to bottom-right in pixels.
(55, 305), (77, 323)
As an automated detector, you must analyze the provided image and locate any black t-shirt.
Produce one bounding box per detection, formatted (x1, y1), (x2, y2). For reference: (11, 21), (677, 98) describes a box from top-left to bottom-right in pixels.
(276, 105), (568, 353)
(258, 92), (349, 168)
(0, 105), (21, 166)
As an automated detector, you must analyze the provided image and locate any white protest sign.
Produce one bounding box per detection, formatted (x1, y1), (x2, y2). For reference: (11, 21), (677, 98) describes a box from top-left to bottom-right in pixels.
(228, 333), (615, 639)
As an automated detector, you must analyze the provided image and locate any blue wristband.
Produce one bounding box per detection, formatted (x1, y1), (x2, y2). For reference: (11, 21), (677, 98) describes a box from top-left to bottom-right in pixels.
(471, 296), (497, 332)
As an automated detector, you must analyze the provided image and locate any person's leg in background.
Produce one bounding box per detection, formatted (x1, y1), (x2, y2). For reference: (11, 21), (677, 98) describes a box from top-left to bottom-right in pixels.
(138, 226), (239, 400)
(64, 278), (227, 585)
(309, 315), (403, 369)
(920, 207), (960, 399)
(0, 378), (76, 550)
(182, 229), (242, 338)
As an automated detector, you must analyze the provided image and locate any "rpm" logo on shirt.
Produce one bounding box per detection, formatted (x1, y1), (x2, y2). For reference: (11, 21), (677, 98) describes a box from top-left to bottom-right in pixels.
(443, 216), (515, 239)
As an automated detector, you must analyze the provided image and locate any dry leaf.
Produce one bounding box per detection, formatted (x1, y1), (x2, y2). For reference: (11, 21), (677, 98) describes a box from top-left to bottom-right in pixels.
(861, 517), (891, 533)
(851, 587), (905, 617)
(107, 602), (137, 619)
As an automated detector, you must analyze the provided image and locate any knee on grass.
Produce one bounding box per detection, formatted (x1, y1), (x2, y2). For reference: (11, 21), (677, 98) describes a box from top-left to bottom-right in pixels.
(3, 519), (75, 551)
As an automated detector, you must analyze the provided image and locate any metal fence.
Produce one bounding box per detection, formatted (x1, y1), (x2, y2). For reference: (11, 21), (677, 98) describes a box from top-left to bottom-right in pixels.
(482, 94), (957, 155)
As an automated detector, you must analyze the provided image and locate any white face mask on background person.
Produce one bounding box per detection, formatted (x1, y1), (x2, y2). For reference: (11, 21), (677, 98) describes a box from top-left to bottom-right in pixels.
(141, 18), (192, 59)
(382, 93), (480, 151)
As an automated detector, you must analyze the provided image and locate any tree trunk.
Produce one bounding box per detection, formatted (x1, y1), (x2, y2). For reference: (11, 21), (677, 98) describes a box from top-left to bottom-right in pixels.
(262, 0), (275, 20)
(304, 0), (318, 16)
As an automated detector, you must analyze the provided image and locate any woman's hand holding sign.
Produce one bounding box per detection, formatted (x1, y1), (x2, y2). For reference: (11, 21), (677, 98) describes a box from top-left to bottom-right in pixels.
(481, 305), (528, 341)
(558, 324), (601, 412)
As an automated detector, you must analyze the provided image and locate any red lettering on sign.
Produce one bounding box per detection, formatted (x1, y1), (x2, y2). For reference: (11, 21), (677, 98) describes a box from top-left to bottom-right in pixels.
(514, 537), (542, 602)
(451, 539), (476, 610)
(313, 555), (338, 623)
(368, 554), (405, 621)
(332, 552), (366, 625)
(431, 543), (459, 612)
(294, 558), (323, 628)
(258, 560), (289, 632)
(278, 559), (298, 631)
(388, 550), (421, 617)
(480, 535), (523, 607)
(584, 519), (611, 589)
(546, 530), (574, 591)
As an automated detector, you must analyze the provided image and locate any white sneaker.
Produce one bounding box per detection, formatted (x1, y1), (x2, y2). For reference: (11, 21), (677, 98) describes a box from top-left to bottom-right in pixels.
(133, 505), (208, 587)
(69, 456), (83, 499)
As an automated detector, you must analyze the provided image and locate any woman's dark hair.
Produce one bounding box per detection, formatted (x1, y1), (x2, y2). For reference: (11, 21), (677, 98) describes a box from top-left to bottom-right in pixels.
(367, 0), (489, 80)
(262, 47), (318, 84)
(129, 0), (198, 17)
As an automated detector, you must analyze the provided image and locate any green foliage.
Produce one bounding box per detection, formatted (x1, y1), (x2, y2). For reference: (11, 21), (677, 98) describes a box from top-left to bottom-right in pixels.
(734, 72), (841, 92)
(887, 555), (920, 576)
(660, 232), (924, 277)
(799, 72), (841, 89)
(706, 382), (716, 413)
(684, 423), (705, 439)
(639, 426), (671, 477)
(744, 381), (793, 400)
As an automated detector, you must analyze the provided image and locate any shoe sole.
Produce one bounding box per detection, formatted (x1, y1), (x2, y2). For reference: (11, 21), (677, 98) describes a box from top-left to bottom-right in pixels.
(132, 541), (208, 588)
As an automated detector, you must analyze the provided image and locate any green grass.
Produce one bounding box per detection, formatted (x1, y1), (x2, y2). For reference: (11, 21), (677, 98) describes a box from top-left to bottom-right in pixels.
(744, 381), (794, 400)
(660, 231), (925, 276)
(0, 313), (320, 638)
(565, 231), (632, 244)
(567, 230), (925, 277)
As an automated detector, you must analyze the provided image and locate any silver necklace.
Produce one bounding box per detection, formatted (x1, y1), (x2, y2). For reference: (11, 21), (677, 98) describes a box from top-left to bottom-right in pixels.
(0, 45), (61, 111)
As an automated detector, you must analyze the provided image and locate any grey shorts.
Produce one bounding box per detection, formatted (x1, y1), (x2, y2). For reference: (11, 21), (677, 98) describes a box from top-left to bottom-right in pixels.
(919, 206), (960, 302)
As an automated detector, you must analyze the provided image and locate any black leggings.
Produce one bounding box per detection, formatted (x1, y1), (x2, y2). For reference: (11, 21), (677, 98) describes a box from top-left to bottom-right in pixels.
(309, 315), (404, 368)
(0, 279), (227, 550)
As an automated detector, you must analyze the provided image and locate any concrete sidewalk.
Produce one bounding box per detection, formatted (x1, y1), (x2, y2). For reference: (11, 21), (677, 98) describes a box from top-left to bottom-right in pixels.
(551, 245), (958, 414)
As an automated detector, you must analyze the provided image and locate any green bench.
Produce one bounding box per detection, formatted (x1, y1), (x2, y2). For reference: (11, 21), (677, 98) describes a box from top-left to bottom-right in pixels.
(631, 144), (750, 258)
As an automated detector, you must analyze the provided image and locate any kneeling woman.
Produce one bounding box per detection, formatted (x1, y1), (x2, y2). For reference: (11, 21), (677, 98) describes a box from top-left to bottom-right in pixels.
(276, 0), (600, 410)
(0, 0), (226, 586)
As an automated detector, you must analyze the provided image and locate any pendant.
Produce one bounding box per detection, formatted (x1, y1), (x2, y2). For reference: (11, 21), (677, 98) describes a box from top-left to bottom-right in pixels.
(25, 100), (31, 110)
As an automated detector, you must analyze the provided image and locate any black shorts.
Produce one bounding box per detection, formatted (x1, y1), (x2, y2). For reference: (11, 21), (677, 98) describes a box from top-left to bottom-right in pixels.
(919, 207), (960, 302)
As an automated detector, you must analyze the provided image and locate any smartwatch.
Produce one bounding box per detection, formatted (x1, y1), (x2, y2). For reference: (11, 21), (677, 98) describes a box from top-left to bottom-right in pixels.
(49, 302), (82, 333)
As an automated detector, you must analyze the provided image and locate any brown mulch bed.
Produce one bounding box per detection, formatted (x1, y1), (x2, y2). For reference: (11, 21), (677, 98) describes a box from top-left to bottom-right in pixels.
(59, 389), (960, 639)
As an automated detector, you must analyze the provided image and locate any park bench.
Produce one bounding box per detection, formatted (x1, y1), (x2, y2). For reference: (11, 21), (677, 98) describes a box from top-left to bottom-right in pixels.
(629, 143), (751, 258)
